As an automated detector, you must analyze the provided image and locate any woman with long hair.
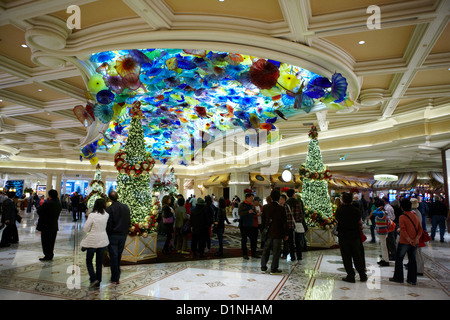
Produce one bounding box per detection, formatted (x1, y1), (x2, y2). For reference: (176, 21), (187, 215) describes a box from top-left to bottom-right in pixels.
(161, 195), (175, 254)
(80, 198), (109, 289)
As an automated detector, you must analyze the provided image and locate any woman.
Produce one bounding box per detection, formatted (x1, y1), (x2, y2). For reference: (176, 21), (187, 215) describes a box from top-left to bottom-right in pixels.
(174, 197), (189, 254)
(80, 198), (109, 289)
(161, 195), (175, 255)
(367, 199), (390, 266)
(411, 198), (425, 276)
(214, 197), (231, 257)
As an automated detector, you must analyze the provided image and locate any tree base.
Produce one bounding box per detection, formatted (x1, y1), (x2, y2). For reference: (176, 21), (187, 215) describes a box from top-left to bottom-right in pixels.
(305, 227), (337, 248)
(121, 233), (158, 263)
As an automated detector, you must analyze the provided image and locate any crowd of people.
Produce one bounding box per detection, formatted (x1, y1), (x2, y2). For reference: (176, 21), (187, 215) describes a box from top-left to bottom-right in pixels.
(158, 189), (307, 275)
(0, 187), (448, 290)
(334, 192), (448, 285)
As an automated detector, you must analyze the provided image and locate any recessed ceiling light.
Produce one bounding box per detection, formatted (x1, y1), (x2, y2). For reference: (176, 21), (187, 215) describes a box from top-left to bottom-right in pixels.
(21, 44), (28, 48)
(38, 89), (43, 92)
(358, 40), (365, 45)
(219, 0), (225, 2)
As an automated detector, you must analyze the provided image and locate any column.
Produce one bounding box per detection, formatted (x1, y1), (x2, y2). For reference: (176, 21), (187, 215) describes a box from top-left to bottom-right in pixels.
(55, 173), (62, 197)
(229, 172), (251, 199)
(46, 173), (53, 198)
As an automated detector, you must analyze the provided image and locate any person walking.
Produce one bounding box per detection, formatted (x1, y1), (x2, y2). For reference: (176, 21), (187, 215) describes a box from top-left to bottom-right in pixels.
(36, 189), (62, 261)
(80, 198), (109, 289)
(390, 199), (422, 285)
(71, 192), (80, 222)
(260, 190), (288, 274)
(214, 197), (231, 257)
(106, 191), (130, 285)
(410, 198), (425, 276)
(335, 192), (367, 283)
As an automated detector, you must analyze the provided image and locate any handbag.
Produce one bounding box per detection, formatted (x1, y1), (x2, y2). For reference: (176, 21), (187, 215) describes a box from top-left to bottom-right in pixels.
(360, 230), (367, 242)
(294, 221), (305, 233)
(182, 221), (191, 234)
(162, 215), (174, 224)
(386, 218), (396, 233)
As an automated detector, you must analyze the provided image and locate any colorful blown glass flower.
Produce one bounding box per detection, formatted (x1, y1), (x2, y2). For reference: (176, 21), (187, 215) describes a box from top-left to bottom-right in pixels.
(103, 75), (125, 94)
(115, 55), (140, 78)
(96, 90), (115, 105)
(249, 59), (280, 90)
(94, 104), (114, 123)
(330, 72), (348, 103)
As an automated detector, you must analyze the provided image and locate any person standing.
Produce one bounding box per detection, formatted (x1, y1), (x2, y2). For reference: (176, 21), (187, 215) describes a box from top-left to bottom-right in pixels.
(335, 192), (367, 283)
(367, 199), (391, 266)
(260, 190), (288, 274)
(231, 195), (240, 223)
(238, 193), (258, 259)
(106, 191), (130, 285)
(286, 189), (305, 261)
(36, 189), (62, 261)
(190, 198), (209, 257)
(417, 196), (429, 232)
(0, 192), (19, 247)
(390, 199), (422, 285)
(382, 196), (397, 260)
(429, 196), (448, 242)
(161, 195), (175, 255)
(174, 197), (189, 254)
(71, 192), (80, 222)
(214, 197), (231, 257)
(80, 198), (109, 289)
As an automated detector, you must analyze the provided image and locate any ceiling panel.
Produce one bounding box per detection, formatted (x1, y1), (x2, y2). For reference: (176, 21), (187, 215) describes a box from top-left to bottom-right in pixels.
(309, 0), (409, 16)
(0, 24), (35, 67)
(409, 67), (450, 87)
(164, 0), (284, 21)
(323, 25), (415, 61)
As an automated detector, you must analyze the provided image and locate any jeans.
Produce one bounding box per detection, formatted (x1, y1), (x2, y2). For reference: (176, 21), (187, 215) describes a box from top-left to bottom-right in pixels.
(392, 243), (418, 283)
(86, 247), (107, 283)
(261, 238), (282, 272)
(108, 233), (127, 282)
(431, 215), (446, 241)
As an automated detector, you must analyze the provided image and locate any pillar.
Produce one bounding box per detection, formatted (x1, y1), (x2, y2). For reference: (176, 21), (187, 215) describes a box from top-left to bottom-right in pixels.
(55, 173), (62, 198)
(46, 173), (53, 198)
(229, 172), (251, 199)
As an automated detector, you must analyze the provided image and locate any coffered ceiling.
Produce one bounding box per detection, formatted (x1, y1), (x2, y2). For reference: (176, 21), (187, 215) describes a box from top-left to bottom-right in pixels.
(0, 0), (449, 180)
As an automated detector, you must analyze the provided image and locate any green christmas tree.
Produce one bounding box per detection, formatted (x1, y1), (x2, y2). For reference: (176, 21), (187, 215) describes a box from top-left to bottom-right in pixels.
(113, 102), (157, 237)
(299, 126), (334, 228)
(86, 163), (106, 208)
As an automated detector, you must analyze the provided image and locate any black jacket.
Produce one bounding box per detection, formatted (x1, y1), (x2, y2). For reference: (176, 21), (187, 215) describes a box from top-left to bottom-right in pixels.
(106, 201), (131, 235)
(190, 203), (210, 234)
(262, 201), (288, 239)
(37, 198), (62, 232)
(1, 198), (17, 225)
(335, 204), (362, 240)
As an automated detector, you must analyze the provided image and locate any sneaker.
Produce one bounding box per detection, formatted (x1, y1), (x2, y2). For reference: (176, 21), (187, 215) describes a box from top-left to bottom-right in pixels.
(89, 280), (100, 289)
(261, 266), (268, 273)
(270, 269), (282, 275)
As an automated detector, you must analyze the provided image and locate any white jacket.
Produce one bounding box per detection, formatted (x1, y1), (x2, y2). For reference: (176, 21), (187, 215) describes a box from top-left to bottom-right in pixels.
(80, 211), (110, 248)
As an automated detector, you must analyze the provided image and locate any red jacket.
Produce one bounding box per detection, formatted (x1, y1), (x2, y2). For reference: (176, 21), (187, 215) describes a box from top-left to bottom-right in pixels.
(399, 211), (422, 246)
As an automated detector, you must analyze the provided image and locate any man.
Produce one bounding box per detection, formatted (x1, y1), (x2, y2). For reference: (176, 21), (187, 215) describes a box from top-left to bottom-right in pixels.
(106, 191), (130, 284)
(382, 196), (396, 261)
(0, 192), (19, 247)
(429, 196), (448, 242)
(260, 190), (288, 274)
(36, 189), (62, 261)
(286, 189), (305, 261)
(231, 195), (240, 223)
(71, 192), (80, 222)
(238, 193), (258, 259)
(335, 192), (367, 283)
(390, 199), (422, 285)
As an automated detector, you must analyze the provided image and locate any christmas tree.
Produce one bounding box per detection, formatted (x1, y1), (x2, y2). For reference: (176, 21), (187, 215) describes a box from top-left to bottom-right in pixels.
(114, 101), (157, 237)
(299, 126), (334, 228)
(86, 163), (106, 208)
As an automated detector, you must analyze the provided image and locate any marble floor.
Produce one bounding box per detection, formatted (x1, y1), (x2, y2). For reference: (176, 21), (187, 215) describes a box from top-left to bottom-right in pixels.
(0, 208), (448, 301)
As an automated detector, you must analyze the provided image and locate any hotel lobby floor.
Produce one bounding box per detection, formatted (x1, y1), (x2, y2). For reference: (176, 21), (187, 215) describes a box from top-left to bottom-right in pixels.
(0, 208), (448, 300)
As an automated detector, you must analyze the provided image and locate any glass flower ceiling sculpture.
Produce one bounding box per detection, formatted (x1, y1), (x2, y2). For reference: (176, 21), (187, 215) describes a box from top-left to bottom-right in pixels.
(75, 48), (353, 166)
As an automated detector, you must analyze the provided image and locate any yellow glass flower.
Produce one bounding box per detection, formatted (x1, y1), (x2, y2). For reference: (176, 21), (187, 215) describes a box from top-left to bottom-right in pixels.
(87, 74), (107, 93)
(277, 72), (300, 91)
